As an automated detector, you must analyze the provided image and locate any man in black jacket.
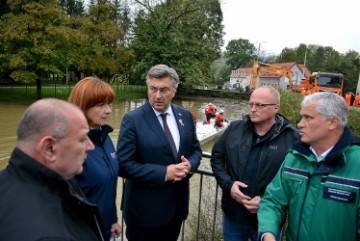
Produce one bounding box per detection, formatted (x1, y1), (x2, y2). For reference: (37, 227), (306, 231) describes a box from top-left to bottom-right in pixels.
(0, 98), (105, 241)
(211, 86), (299, 241)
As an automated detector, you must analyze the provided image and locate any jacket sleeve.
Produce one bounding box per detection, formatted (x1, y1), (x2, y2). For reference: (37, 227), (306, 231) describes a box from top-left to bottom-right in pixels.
(116, 113), (167, 187)
(358, 203), (360, 239)
(257, 161), (289, 239)
(210, 124), (234, 193)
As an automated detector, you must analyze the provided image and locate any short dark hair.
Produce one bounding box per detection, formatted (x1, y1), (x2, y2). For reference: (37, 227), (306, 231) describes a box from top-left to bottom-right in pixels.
(145, 64), (179, 89)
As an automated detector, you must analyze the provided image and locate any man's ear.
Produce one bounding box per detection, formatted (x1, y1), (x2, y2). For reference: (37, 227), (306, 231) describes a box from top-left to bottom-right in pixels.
(38, 136), (57, 162)
(328, 116), (340, 131)
(274, 104), (280, 112)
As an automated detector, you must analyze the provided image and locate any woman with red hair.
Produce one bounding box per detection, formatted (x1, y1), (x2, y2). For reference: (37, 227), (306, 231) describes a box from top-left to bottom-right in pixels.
(68, 77), (122, 241)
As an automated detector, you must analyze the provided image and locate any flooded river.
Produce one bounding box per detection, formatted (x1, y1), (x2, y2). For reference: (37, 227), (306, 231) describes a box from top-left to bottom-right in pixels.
(0, 98), (248, 170)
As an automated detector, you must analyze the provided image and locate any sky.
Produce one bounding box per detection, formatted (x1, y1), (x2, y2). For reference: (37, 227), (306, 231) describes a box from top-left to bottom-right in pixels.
(220, 0), (360, 55)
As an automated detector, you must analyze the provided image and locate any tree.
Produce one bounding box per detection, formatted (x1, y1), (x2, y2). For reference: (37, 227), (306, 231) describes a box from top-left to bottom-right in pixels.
(216, 64), (232, 86)
(60, 0), (85, 16)
(129, 0), (224, 92)
(0, 0), (81, 99)
(209, 56), (231, 87)
(340, 50), (360, 93)
(277, 47), (297, 63)
(224, 38), (257, 70)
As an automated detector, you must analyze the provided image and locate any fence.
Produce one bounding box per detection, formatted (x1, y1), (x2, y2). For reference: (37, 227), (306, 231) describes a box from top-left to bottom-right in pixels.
(180, 152), (222, 241)
(118, 152), (223, 241)
(0, 83), (147, 100)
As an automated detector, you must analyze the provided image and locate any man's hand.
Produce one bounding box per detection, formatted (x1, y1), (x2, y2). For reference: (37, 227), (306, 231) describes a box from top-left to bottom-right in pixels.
(110, 223), (122, 239)
(243, 195), (261, 213)
(262, 233), (276, 241)
(230, 182), (261, 213)
(166, 156), (192, 182)
(230, 181), (251, 204)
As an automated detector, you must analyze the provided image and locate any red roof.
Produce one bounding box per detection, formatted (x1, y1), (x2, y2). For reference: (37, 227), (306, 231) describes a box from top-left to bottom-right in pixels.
(259, 62), (311, 79)
(234, 67), (252, 75)
(233, 62), (311, 79)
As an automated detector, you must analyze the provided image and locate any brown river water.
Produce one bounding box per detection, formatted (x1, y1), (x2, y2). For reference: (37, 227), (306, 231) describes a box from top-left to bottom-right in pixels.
(0, 98), (248, 170)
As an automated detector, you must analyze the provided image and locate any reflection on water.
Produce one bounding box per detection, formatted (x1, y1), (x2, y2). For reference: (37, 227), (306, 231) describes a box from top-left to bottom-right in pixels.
(0, 98), (248, 170)
(0, 103), (29, 169)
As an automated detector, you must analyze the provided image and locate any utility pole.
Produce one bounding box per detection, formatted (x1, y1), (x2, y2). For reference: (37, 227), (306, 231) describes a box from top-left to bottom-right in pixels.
(256, 41), (266, 61)
(302, 45), (308, 77)
(356, 71), (360, 95)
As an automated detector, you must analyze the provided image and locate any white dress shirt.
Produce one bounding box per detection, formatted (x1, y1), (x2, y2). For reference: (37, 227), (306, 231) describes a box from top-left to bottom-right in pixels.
(153, 107), (180, 152)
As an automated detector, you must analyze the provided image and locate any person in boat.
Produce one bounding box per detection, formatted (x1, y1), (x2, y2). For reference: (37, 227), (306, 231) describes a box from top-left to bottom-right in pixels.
(214, 109), (225, 128)
(258, 92), (360, 241)
(116, 64), (202, 241)
(204, 102), (217, 124)
(68, 77), (122, 241)
(0, 98), (105, 241)
(210, 86), (299, 241)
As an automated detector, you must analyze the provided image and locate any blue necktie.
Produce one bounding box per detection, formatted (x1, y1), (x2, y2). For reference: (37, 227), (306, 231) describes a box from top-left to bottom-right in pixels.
(160, 113), (177, 159)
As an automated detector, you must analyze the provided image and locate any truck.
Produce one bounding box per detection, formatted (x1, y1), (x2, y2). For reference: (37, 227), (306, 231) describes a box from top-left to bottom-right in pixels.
(290, 71), (344, 96)
(251, 60), (344, 95)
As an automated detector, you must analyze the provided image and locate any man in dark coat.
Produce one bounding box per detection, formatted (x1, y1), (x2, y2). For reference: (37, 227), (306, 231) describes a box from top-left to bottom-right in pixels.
(117, 64), (202, 241)
(211, 86), (299, 241)
(0, 98), (105, 241)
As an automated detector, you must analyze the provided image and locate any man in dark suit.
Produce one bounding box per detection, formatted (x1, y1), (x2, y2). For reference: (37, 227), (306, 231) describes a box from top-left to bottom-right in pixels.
(116, 64), (202, 241)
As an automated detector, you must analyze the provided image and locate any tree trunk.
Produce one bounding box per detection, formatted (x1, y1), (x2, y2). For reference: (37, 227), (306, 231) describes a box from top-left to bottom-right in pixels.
(36, 78), (42, 99)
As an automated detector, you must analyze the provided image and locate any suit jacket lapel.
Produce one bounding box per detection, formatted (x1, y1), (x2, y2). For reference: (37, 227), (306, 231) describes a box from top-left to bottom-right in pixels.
(142, 101), (168, 145)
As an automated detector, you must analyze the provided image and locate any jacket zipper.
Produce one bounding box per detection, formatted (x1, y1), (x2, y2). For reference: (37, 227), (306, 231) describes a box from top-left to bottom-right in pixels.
(252, 127), (283, 197)
(296, 173), (311, 241)
(93, 212), (105, 241)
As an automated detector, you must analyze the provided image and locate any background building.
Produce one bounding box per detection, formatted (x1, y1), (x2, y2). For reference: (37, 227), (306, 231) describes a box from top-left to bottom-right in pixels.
(228, 62), (311, 91)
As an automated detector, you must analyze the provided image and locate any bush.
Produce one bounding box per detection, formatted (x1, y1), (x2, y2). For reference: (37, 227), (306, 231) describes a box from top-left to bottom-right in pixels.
(348, 109), (360, 136)
(279, 91), (360, 136)
(279, 91), (303, 127)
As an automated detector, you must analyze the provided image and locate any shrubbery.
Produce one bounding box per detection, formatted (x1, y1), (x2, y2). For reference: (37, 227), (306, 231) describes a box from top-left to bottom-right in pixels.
(280, 91), (360, 136)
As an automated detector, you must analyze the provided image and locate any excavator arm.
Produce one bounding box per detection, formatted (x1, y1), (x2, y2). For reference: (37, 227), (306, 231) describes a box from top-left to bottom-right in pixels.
(251, 60), (294, 91)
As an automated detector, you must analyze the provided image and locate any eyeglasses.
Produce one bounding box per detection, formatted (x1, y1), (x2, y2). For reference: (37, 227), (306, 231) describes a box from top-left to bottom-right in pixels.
(249, 102), (277, 110)
(148, 86), (172, 94)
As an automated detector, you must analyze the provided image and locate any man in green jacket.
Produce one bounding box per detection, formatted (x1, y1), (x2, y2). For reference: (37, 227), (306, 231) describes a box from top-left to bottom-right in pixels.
(258, 92), (360, 241)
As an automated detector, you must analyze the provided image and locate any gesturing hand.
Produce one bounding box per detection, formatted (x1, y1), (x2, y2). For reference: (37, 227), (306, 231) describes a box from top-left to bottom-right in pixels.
(166, 156), (192, 182)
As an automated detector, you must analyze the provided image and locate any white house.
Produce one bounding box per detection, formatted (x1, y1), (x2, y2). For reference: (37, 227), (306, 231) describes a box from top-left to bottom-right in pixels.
(229, 62), (311, 91)
(228, 67), (252, 90)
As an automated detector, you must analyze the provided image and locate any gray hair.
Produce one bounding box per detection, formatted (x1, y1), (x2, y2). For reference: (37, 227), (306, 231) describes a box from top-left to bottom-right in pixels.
(17, 99), (74, 142)
(145, 64), (180, 89)
(302, 92), (348, 129)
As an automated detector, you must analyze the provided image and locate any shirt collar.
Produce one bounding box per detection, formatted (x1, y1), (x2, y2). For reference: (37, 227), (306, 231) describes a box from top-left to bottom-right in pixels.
(152, 106), (174, 117)
(309, 146), (334, 162)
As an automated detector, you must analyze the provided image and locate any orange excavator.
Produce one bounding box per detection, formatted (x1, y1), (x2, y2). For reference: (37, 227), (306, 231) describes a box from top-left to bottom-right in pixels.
(251, 61), (294, 91)
(251, 60), (344, 96)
